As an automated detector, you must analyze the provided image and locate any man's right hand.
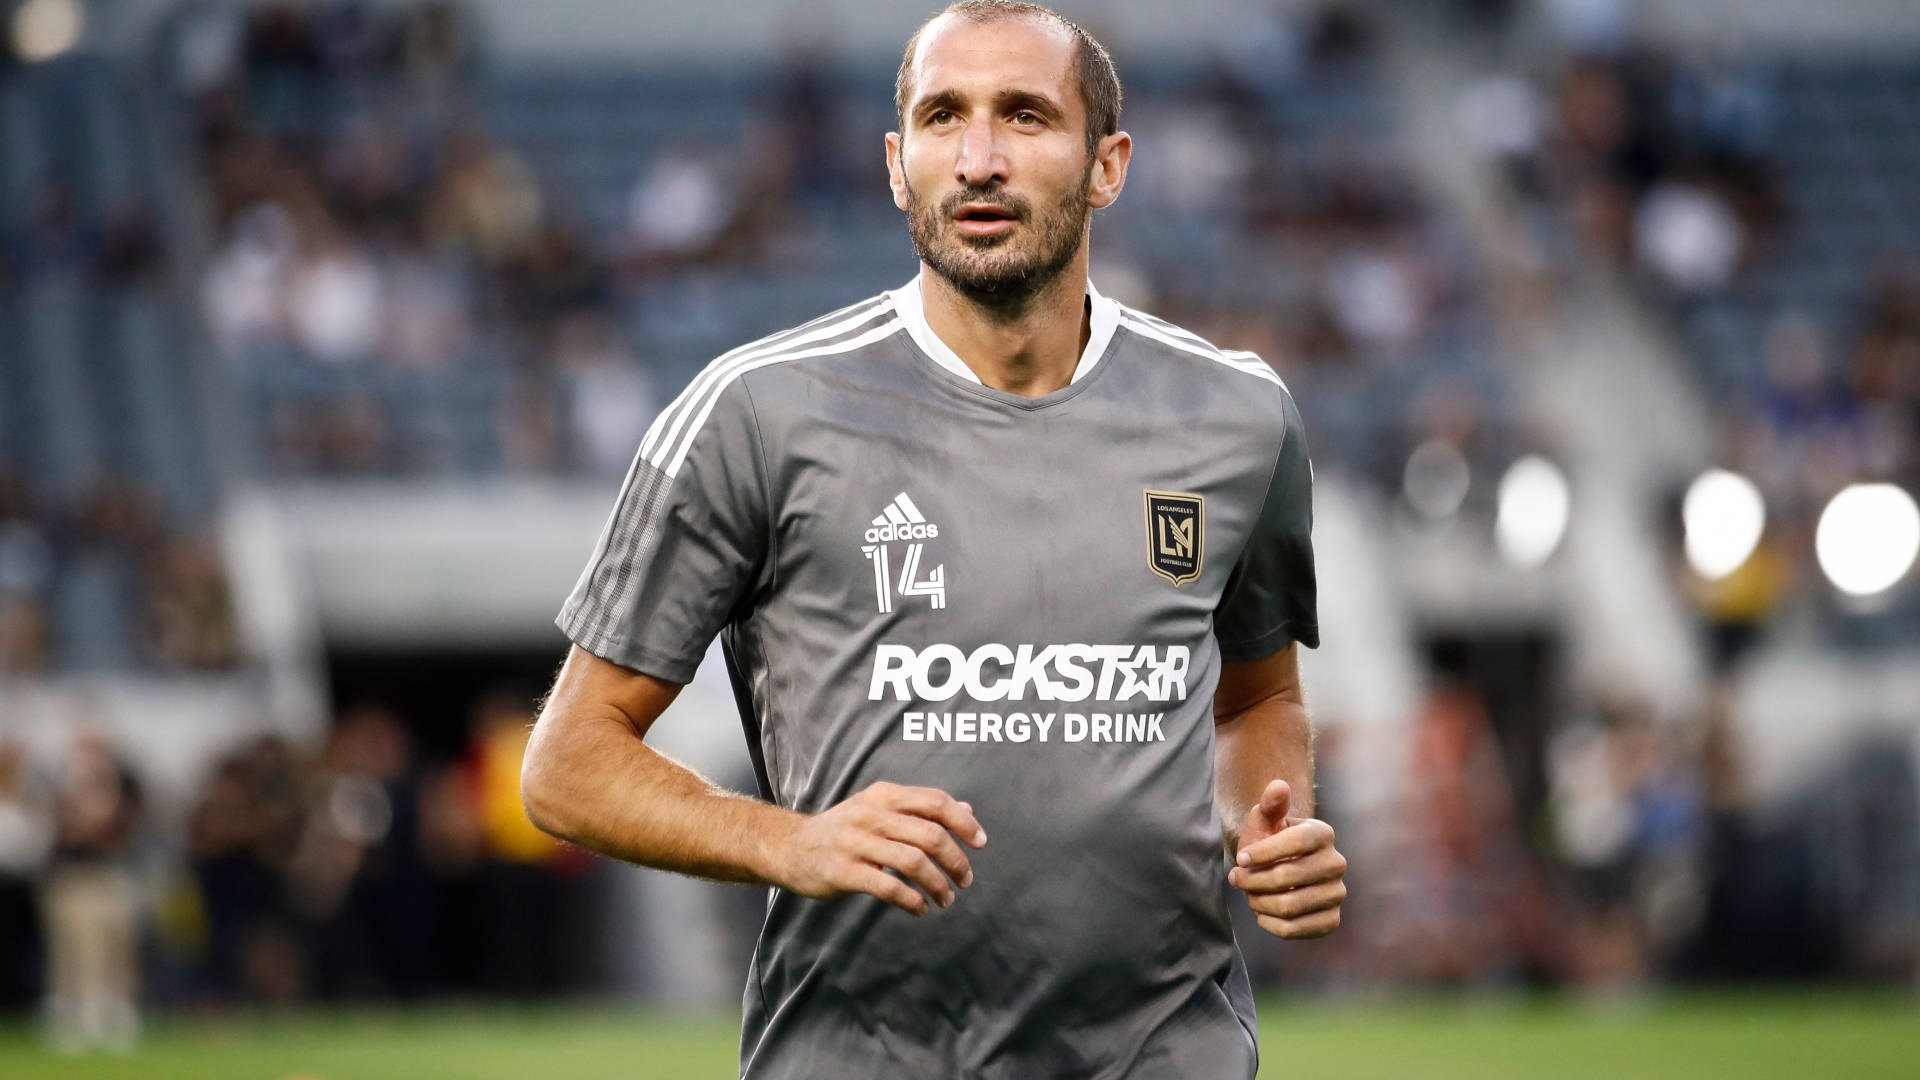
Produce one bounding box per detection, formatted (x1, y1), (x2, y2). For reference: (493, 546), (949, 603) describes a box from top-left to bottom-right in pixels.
(771, 781), (988, 916)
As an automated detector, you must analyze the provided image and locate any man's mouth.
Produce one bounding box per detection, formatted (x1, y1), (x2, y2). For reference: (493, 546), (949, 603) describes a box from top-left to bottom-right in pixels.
(953, 203), (1018, 237)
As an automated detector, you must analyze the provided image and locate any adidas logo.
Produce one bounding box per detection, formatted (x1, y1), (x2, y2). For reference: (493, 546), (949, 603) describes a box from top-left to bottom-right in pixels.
(864, 492), (941, 543)
(859, 492), (947, 613)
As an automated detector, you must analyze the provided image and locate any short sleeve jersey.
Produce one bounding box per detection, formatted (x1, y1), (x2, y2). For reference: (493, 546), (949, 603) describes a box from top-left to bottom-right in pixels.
(558, 277), (1318, 1080)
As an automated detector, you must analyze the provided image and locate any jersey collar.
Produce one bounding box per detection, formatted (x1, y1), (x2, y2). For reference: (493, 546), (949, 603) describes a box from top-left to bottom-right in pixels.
(888, 275), (1121, 387)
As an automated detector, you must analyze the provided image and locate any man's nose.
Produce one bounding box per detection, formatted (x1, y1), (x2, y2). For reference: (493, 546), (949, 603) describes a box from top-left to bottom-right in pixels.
(955, 117), (1008, 187)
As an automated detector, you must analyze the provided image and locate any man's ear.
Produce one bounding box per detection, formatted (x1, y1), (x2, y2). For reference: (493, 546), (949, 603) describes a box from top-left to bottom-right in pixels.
(885, 131), (910, 212)
(1087, 130), (1132, 211)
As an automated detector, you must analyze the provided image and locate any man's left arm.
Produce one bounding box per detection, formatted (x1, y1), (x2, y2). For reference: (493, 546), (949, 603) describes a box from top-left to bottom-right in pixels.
(1214, 645), (1346, 940)
(1212, 381), (1341, 938)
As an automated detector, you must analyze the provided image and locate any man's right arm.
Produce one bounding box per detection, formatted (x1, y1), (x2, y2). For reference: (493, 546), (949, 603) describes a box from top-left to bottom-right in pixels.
(521, 644), (987, 915)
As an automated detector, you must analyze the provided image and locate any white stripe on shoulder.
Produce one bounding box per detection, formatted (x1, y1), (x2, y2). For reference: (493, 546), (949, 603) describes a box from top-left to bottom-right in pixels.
(1222, 349), (1292, 392)
(1123, 306), (1209, 345)
(638, 295), (890, 461)
(659, 318), (903, 477)
(639, 297), (892, 465)
(1117, 306), (1285, 382)
(1117, 314), (1285, 389)
(1124, 308), (1290, 391)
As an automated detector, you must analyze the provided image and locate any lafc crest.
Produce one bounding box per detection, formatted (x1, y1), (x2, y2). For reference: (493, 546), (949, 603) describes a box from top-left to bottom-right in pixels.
(1144, 490), (1204, 586)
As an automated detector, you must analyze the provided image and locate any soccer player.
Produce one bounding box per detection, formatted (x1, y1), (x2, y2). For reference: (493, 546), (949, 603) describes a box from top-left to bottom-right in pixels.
(522, 1), (1348, 1075)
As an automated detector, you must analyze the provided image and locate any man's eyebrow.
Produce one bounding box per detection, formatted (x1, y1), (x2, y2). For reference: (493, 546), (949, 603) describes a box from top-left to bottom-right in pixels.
(994, 89), (1064, 119)
(913, 89), (968, 120)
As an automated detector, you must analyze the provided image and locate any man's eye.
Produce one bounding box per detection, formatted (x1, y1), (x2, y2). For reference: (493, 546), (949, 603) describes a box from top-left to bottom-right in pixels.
(929, 110), (955, 124)
(1013, 112), (1040, 125)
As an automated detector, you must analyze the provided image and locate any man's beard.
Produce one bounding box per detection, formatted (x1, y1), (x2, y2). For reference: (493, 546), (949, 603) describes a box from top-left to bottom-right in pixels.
(905, 165), (1092, 319)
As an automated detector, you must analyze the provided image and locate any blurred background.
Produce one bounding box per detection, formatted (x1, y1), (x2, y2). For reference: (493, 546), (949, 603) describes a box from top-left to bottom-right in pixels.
(0, 0), (1917, 1073)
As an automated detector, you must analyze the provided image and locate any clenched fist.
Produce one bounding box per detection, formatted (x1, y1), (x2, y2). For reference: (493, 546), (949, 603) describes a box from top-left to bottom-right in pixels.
(772, 781), (988, 916)
(1229, 779), (1346, 939)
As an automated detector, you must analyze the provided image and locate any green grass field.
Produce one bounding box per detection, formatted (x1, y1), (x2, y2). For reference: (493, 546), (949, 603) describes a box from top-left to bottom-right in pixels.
(1, 991), (1915, 1079)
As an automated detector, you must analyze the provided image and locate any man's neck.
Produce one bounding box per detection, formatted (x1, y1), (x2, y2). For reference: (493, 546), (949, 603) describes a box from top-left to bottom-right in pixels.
(917, 259), (1093, 398)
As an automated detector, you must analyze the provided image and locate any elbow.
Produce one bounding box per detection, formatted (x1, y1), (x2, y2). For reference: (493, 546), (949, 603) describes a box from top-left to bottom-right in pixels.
(518, 730), (568, 841)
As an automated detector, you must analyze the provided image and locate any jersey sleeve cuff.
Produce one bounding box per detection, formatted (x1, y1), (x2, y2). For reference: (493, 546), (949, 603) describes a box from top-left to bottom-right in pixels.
(1217, 619), (1320, 661)
(553, 602), (702, 684)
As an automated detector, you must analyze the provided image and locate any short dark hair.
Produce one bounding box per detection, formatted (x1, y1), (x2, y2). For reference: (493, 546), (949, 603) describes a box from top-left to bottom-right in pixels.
(894, 1), (1123, 156)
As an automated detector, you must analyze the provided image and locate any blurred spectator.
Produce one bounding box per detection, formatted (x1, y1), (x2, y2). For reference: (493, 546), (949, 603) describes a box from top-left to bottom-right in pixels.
(1457, 75), (1548, 172)
(0, 740), (51, 1011)
(764, 31), (853, 205)
(40, 732), (144, 1051)
(1548, 705), (1640, 983)
(1550, 695), (1711, 988)
(291, 703), (433, 999)
(428, 132), (542, 265)
(0, 476), (54, 675)
(378, 233), (470, 368)
(1680, 524), (1791, 672)
(188, 738), (305, 1004)
(287, 226), (382, 363)
(202, 201), (298, 358)
(554, 313), (657, 476)
(622, 146), (741, 269)
(144, 533), (240, 671)
(1324, 243), (1429, 351)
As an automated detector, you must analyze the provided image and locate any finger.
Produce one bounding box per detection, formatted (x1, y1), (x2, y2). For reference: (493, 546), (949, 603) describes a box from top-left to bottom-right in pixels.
(876, 813), (974, 889)
(1237, 818), (1334, 868)
(843, 862), (929, 916)
(1256, 779), (1291, 825)
(1230, 847), (1346, 893)
(881, 785), (988, 848)
(1255, 907), (1341, 940)
(855, 835), (955, 908)
(1243, 880), (1346, 920)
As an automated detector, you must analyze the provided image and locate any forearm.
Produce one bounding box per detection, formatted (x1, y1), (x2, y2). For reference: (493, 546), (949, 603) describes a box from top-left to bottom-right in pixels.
(1214, 697), (1314, 856)
(521, 706), (798, 885)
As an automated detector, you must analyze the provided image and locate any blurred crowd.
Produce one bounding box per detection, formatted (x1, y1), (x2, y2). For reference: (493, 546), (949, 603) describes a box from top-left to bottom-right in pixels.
(1468, 45), (1781, 297)
(0, 692), (601, 1046)
(172, 0), (665, 476)
(1255, 665), (1915, 994)
(162, 0), (1526, 490)
(0, 474), (236, 674)
(1458, 11), (1920, 643)
(7, 664), (1909, 1037)
(1110, 1), (1522, 491)
(1684, 265), (1920, 653)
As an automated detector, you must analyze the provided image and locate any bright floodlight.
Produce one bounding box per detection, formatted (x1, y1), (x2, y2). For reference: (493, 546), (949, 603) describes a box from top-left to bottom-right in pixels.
(1682, 469), (1765, 580)
(1815, 483), (1920, 598)
(1495, 455), (1570, 568)
(12, 0), (82, 62)
(1403, 439), (1470, 521)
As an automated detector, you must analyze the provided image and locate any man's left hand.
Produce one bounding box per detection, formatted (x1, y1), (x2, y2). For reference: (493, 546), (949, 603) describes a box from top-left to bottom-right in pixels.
(1229, 779), (1346, 939)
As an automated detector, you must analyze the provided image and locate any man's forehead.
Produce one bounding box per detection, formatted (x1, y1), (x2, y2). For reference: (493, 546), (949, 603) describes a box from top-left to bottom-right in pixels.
(908, 13), (1078, 108)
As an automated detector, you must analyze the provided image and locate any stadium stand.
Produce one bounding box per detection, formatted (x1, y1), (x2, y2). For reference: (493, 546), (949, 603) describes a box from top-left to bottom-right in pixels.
(177, 2), (1521, 494)
(1478, 39), (1920, 644)
(0, 53), (232, 672)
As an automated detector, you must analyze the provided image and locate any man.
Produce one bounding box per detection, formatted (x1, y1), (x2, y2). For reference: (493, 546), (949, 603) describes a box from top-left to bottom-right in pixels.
(522, 2), (1347, 1076)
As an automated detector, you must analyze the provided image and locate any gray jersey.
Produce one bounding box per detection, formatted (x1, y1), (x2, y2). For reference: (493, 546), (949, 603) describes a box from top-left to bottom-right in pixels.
(558, 277), (1318, 1080)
